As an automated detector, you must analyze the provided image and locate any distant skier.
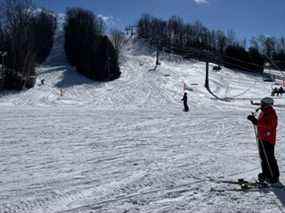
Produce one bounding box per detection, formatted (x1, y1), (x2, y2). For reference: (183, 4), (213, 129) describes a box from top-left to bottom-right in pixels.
(181, 92), (189, 112)
(247, 97), (280, 183)
(278, 87), (284, 96)
(41, 79), (45, 85)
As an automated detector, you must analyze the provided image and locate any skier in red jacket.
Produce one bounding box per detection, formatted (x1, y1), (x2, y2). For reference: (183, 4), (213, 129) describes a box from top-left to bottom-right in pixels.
(247, 97), (280, 183)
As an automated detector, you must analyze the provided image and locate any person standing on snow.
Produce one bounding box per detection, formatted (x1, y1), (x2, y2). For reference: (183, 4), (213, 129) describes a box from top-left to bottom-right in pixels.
(181, 92), (189, 112)
(247, 97), (280, 183)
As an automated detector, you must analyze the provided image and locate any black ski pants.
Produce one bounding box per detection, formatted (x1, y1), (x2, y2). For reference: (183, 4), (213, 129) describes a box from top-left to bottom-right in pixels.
(258, 140), (280, 182)
(183, 102), (189, 112)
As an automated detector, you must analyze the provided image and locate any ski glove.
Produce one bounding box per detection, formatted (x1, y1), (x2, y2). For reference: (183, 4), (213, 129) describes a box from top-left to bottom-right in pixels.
(247, 114), (258, 125)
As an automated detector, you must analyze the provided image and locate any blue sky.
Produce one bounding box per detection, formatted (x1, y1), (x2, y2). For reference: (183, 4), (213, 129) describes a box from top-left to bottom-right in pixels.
(36, 0), (285, 39)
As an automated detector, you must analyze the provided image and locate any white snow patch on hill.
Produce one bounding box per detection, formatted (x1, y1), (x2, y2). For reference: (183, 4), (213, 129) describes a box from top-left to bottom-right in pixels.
(1, 40), (285, 213)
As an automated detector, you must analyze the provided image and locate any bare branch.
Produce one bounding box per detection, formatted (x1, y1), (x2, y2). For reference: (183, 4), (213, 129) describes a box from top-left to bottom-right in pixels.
(110, 29), (125, 52)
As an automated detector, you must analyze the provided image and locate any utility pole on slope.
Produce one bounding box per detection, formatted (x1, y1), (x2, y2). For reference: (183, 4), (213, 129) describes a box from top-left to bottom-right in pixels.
(155, 39), (161, 67)
(205, 61), (209, 89)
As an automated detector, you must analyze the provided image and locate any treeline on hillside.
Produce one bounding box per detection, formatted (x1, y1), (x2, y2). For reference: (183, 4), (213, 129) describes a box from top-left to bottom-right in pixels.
(137, 14), (285, 73)
(64, 8), (121, 81)
(254, 36), (285, 70)
(0, 0), (57, 90)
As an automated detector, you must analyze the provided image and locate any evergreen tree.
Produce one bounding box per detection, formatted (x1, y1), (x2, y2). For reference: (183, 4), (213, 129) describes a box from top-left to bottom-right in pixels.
(64, 8), (120, 81)
(32, 10), (57, 64)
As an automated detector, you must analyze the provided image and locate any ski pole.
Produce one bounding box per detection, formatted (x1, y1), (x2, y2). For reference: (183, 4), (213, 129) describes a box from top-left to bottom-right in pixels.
(251, 112), (262, 164)
(258, 134), (274, 180)
(251, 110), (274, 180)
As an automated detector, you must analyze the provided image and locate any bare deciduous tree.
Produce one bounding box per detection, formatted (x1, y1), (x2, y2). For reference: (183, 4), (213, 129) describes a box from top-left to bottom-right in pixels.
(110, 29), (125, 53)
(0, 0), (56, 89)
(0, 0), (36, 89)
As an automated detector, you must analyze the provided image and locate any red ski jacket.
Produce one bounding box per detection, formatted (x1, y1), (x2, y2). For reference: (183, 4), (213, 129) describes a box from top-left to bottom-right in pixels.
(257, 106), (278, 144)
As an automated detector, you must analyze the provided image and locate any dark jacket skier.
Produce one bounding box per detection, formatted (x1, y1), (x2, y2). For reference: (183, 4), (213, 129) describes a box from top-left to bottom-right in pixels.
(181, 92), (189, 112)
(278, 87), (284, 95)
(41, 79), (45, 85)
(247, 97), (280, 183)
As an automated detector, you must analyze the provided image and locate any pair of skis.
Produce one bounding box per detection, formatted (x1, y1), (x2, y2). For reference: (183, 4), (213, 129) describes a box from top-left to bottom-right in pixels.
(211, 178), (284, 192)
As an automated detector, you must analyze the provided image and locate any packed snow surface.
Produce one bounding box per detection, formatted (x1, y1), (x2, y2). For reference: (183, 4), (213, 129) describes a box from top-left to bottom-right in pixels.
(1, 42), (285, 213)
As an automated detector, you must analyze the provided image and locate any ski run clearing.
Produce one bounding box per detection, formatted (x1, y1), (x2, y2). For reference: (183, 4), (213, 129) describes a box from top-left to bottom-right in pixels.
(1, 41), (285, 213)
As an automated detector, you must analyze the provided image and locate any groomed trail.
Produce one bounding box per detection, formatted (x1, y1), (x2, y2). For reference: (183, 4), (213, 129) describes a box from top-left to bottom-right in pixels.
(1, 40), (285, 213)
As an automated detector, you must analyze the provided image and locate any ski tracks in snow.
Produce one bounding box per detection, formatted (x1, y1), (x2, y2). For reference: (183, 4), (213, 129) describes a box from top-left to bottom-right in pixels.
(1, 45), (285, 212)
(0, 107), (277, 212)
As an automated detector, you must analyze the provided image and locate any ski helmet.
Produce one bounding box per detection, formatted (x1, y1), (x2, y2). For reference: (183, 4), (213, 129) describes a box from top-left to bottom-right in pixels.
(261, 97), (274, 106)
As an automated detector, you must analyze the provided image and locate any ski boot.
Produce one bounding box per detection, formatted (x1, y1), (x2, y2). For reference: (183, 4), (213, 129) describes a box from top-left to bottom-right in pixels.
(238, 179), (251, 190)
(257, 173), (271, 188)
(258, 173), (266, 183)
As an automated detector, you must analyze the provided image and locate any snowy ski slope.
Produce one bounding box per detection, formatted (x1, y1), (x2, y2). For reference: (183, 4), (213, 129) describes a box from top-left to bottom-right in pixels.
(1, 40), (285, 213)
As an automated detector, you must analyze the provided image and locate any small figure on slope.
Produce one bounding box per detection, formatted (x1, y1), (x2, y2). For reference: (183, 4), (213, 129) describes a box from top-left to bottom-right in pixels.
(271, 87), (278, 96)
(247, 97), (280, 184)
(181, 92), (189, 112)
(278, 87), (284, 96)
